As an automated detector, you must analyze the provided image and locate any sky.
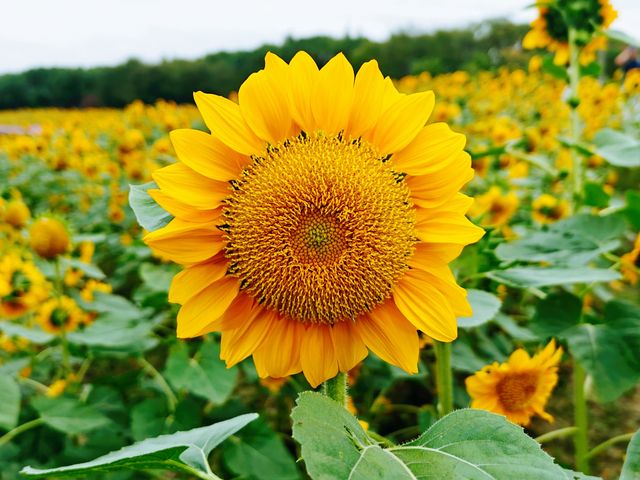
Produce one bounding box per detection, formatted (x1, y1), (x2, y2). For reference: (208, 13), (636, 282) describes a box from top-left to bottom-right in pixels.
(1, 0), (639, 74)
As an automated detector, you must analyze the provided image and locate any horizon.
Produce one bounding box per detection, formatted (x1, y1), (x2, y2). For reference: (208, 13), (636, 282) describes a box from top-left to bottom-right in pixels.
(2, 0), (639, 75)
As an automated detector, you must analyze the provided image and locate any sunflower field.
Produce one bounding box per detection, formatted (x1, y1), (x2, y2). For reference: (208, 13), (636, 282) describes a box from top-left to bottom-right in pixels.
(1, 1), (640, 479)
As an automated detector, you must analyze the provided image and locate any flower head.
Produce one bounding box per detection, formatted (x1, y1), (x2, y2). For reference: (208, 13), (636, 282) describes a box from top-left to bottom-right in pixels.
(143, 52), (484, 387)
(29, 217), (70, 259)
(0, 253), (49, 318)
(523, 0), (617, 65)
(37, 296), (85, 334)
(532, 194), (569, 224)
(466, 339), (563, 426)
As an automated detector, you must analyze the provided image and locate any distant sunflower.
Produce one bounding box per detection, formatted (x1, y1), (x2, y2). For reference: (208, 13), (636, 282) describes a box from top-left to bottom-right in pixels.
(620, 234), (640, 285)
(0, 253), (49, 319)
(37, 296), (84, 334)
(466, 340), (563, 426)
(523, 0), (617, 65)
(144, 52), (484, 387)
(532, 194), (569, 224)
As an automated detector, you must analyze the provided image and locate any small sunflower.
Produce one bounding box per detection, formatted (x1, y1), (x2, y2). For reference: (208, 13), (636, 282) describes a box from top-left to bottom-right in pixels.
(37, 296), (84, 334)
(29, 217), (70, 260)
(620, 234), (640, 285)
(469, 186), (519, 228)
(0, 253), (49, 319)
(143, 52), (484, 387)
(465, 339), (563, 426)
(523, 0), (617, 65)
(532, 194), (569, 224)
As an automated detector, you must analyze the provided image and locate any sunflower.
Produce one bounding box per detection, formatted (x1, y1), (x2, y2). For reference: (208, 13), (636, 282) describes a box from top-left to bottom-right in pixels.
(0, 253), (49, 319)
(144, 52), (484, 387)
(620, 234), (640, 285)
(532, 193), (569, 224)
(523, 0), (617, 65)
(469, 186), (519, 228)
(29, 217), (70, 260)
(465, 339), (563, 426)
(37, 296), (84, 334)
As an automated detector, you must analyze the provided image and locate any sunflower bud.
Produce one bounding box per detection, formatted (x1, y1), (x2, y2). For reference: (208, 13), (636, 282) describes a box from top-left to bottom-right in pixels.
(29, 217), (70, 259)
(3, 200), (31, 228)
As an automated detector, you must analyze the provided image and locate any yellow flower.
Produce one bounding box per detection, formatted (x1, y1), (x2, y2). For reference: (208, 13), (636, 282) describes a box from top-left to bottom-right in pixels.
(37, 296), (84, 334)
(80, 279), (112, 302)
(620, 234), (640, 285)
(3, 200), (31, 229)
(532, 194), (570, 224)
(465, 339), (563, 426)
(46, 379), (68, 398)
(0, 253), (49, 318)
(143, 52), (484, 387)
(469, 186), (519, 227)
(29, 217), (70, 259)
(523, 0), (617, 66)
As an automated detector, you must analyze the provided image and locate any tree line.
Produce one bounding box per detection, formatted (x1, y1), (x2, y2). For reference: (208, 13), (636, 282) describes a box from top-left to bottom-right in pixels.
(0, 19), (619, 110)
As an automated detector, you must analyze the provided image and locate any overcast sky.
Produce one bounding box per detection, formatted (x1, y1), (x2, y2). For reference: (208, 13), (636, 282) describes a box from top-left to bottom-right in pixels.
(2, 0), (638, 74)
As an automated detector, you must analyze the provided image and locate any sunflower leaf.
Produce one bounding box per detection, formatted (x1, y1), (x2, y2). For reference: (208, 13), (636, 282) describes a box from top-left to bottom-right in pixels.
(292, 392), (566, 479)
(620, 429), (640, 480)
(487, 267), (620, 288)
(21, 413), (258, 478)
(0, 374), (21, 431)
(457, 289), (502, 328)
(593, 129), (640, 168)
(128, 181), (173, 232)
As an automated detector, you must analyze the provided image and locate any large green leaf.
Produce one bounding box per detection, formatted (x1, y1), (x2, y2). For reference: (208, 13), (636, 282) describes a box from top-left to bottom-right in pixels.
(164, 341), (237, 404)
(487, 267), (620, 288)
(223, 418), (301, 480)
(0, 321), (54, 344)
(21, 413), (258, 478)
(128, 181), (172, 232)
(620, 429), (640, 480)
(0, 374), (21, 430)
(32, 397), (112, 435)
(566, 321), (640, 402)
(593, 129), (640, 168)
(457, 289), (502, 328)
(495, 214), (624, 267)
(530, 291), (582, 339)
(604, 29), (640, 48)
(292, 392), (565, 479)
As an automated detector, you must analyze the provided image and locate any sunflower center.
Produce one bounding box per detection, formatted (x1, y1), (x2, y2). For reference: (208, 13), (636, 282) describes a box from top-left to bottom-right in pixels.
(224, 132), (416, 324)
(496, 372), (539, 411)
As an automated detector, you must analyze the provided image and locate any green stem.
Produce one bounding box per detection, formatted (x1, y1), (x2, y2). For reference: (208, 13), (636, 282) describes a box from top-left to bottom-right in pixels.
(367, 430), (396, 448)
(587, 432), (635, 460)
(139, 357), (178, 412)
(322, 372), (348, 407)
(573, 361), (590, 474)
(567, 27), (584, 210)
(434, 341), (453, 417)
(535, 426), (578, 444)
(0, 418), (45, 447)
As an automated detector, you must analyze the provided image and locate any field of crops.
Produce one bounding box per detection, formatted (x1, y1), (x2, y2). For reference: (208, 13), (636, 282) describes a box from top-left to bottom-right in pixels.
(1, 3), (640, 479)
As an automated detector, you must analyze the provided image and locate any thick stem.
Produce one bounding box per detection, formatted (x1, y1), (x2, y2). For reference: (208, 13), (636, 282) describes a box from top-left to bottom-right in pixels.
(322, 372), (348, 407)
(573, 361), (590, 474)
(434, 341), (453, 417)
(567, 27), (584, 210)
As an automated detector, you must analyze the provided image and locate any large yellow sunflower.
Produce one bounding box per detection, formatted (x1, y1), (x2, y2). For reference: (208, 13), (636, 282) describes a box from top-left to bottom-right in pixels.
(465, 340), (563, 426)
(523, 0), (617, 65)
(144, 52), (484, 387)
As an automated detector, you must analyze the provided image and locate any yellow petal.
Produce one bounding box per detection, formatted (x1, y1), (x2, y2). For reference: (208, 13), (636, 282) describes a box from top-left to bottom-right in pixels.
(393, 270), (458, 342)
(193, 91), (264, 156)
(239, 55), (295, 144)
(168, 254), (228, 304)
(356, 300), (419, 373)
(393, 123), (466, 176)
(330, 321), (368, 372)
(253, 316), (304, 378)
(148, 189), (221, 224)
(288, 51), (319, 131)
(409, 242), (463, 264)
(220, 308), (276, 367)
(170, 129), (247, 181)
(311, 53), (354, 135)
(176, 276), (240, 338)
(210, 292), (255, 331)
(415, 210), (485, 245)
(152, 162), (230, 210)
(301, 324), (339, 387)
(365, 90), (435, 154)
(143, 218), (223, 265)
(346, 60), (386, 138)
